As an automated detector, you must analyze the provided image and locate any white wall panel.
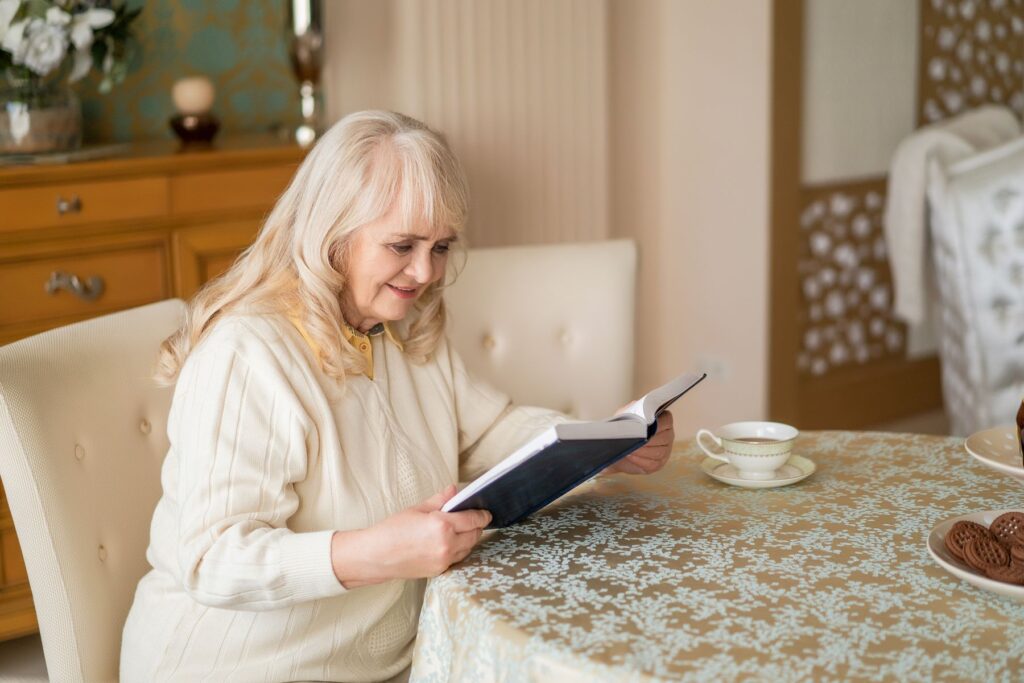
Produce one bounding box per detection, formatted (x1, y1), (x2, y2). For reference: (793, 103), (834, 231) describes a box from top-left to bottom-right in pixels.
(802, 0), (919, 183)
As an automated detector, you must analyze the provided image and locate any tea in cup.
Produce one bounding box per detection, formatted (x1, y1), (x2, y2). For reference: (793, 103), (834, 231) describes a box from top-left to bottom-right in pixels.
(696, 421), (799, 480)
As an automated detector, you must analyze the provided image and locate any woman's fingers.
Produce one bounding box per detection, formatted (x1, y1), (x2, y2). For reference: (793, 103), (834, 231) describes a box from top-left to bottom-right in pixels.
(617, 442), (672, 474)
(633, 446), (670, 463)
(648, 431), (674, 448)
(457, 527), (484, 554)
(442, 523), (486, 568)
(634, 439), (673, 459)
(446, 508), (492, 533)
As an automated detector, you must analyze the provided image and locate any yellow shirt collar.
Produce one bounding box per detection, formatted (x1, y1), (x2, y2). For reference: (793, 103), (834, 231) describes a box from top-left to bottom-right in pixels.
(287, 315), (404, 380)
(340, 321), (405, 352)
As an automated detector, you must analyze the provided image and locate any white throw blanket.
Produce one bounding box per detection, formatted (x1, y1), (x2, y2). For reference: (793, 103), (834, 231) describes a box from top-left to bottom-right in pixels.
(884, 105), (1021, 327)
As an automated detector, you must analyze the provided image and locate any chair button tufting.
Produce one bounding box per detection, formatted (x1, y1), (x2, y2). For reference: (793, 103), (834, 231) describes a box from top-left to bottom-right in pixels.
(74, 444), (85, 461)
(560, 330), (572, 346)
(482, 333), (496, 351)
(139, 419), (151, 435)
(98, 545), (107, 562)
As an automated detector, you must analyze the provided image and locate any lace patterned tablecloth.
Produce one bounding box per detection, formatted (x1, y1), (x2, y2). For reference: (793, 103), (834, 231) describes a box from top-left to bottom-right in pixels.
(409, 431), (1024, 682)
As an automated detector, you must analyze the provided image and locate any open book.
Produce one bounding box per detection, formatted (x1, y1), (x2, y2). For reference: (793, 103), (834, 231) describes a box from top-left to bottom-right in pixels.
(442, 372), (706, 527)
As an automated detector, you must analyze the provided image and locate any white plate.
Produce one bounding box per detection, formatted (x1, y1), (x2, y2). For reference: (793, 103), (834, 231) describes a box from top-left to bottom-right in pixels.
(700, 455), (815, 489)
(926, 509), (1024, 601)
(964, 426), (1024, 483)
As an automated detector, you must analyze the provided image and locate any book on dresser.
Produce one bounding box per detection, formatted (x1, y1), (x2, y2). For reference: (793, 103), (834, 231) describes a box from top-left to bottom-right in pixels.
(443, 372), (706, 528)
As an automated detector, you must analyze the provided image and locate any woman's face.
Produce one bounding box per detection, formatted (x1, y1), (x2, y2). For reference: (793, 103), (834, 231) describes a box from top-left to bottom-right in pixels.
(338, 204), (455, 332)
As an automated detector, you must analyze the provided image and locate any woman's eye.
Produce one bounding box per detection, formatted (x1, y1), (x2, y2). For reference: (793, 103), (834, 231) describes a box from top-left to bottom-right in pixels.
(389, 244), (413, 255)
(432, 243), (451, 255)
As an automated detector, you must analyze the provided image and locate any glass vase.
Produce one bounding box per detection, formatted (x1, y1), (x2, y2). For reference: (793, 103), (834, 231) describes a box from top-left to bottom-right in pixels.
(0, 79), (82, 155)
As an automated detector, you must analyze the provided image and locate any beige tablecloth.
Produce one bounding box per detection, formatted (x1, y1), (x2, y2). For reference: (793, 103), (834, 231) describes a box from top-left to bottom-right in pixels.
(409, 431), (1024, 682)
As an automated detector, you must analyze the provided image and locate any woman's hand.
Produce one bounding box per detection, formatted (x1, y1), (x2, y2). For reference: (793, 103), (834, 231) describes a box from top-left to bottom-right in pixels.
(329, 485), (491, 588)
(604, 410), (675, 475)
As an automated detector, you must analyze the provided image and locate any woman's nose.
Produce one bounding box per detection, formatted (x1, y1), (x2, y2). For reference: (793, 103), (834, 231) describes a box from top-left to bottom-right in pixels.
(406, 250), (433, 283)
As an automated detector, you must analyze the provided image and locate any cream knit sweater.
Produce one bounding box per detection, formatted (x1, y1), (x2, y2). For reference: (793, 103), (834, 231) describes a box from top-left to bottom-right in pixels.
(120, 313), (564, 682)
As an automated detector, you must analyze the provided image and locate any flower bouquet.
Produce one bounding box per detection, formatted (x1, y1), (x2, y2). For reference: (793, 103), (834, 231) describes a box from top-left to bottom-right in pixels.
(0, 0), (140, 154)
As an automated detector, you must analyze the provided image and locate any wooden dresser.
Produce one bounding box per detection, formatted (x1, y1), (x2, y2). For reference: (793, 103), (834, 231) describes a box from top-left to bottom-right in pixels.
(0, 137), (304, 640)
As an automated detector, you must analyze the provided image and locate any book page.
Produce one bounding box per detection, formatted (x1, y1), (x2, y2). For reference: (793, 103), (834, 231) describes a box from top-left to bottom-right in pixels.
(611, 372), (707, 425)
(612, 398), (646, 422)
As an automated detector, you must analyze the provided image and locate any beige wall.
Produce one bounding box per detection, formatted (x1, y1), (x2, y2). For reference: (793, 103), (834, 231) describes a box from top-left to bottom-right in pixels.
(611, 0), (773, 434)
(802, 0), (919, 183)
(323, 0), (608, 247)
(323, 0), (773, 434)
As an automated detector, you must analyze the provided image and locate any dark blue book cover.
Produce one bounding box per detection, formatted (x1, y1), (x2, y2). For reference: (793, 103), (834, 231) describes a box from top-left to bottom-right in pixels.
(444, 372), (706, 528)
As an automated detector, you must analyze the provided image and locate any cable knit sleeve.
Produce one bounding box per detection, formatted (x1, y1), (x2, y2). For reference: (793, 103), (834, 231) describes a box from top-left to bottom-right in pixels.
(445, 340), (571, 482)
(170, 326), (346, 611)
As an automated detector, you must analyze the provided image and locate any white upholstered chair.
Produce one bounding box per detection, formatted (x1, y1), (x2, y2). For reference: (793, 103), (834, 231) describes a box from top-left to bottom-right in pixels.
(927, 137), (1024, 435)
(446, 239), (637, 419)
(0, 299), (185, 683)
(0, 238), (637, 680)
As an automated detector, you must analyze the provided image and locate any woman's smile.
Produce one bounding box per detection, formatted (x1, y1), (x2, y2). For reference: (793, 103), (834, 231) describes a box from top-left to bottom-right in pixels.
(386, 283), (419, 299)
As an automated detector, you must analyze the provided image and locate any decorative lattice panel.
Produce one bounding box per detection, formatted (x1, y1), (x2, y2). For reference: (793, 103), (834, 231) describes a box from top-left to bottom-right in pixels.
(797, 181), (907, 376)
(919, 0), (1024, 124)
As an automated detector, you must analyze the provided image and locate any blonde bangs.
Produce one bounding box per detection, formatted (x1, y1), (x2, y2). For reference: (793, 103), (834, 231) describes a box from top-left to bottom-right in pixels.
(357, 130), (469, 240)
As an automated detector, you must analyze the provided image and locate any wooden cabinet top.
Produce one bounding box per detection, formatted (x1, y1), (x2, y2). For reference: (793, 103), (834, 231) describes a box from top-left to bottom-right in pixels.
(0, 135), (307, 187)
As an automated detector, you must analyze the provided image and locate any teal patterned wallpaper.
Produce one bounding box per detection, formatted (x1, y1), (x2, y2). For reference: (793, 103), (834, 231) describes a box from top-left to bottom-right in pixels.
(79, 0), (300, 143)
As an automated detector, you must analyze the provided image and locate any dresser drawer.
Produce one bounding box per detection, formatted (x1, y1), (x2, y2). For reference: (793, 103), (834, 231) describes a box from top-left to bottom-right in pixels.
(170, 163), (297, 214)
(0, 177), (168, 234)
(0, 237), (169, 327)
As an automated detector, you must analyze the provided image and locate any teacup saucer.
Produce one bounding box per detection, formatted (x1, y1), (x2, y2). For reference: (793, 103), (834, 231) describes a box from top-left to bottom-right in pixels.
(700, 455), (816, 489)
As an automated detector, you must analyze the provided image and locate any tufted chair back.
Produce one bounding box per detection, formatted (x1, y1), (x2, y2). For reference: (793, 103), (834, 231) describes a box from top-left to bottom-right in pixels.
(445, 239), (637, 419)
(927, 137), (1024, 435)
(0, 299), (185, 683)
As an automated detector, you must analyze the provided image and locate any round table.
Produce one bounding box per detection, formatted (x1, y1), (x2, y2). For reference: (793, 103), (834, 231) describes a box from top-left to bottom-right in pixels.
(409, 431), (1024, 682)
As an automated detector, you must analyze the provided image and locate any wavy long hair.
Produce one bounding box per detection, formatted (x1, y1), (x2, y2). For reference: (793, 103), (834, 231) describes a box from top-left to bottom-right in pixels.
(155, 110), (470, 385)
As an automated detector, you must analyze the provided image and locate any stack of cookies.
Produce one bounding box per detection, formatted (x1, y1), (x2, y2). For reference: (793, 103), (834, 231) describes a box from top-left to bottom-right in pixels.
(944, 512), (1024, 585)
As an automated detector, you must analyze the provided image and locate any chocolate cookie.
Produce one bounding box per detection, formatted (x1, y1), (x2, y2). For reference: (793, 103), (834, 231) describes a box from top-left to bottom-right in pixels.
(1011, 545), (1024, 564)
(1012, 525), (1024, 549)
(989, 512), (1024, 547)
(963, 537), (1010, 573)
(946, 521), (995, 561)
(986, 562), (1024, 585)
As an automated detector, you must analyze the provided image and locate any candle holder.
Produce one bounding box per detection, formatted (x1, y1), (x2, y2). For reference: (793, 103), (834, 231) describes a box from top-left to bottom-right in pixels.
(169, 76), (220, 146)
(285, 0), (324, 147)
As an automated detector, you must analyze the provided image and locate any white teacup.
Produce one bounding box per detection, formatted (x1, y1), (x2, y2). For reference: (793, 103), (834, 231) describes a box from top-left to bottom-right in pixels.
(696, 421), (799, 480)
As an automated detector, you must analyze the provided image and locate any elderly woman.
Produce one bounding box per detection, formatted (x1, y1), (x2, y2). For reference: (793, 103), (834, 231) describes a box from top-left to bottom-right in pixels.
(120, 111), (674, 682)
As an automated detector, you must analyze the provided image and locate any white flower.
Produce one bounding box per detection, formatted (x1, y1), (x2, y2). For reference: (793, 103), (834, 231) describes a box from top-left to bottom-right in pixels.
(19, 18), (68, 77)
(1, 18), (27, 61)
(0, 0), (20, 43)
(69, 7), (113, 51)
(45, 7), (70, 27)
(68, 48), (91, 82)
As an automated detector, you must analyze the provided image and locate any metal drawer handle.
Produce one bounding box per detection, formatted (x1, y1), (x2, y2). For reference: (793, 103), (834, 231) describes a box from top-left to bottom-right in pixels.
(44, 271), (105, 302)
(56, 194), (82, 215)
